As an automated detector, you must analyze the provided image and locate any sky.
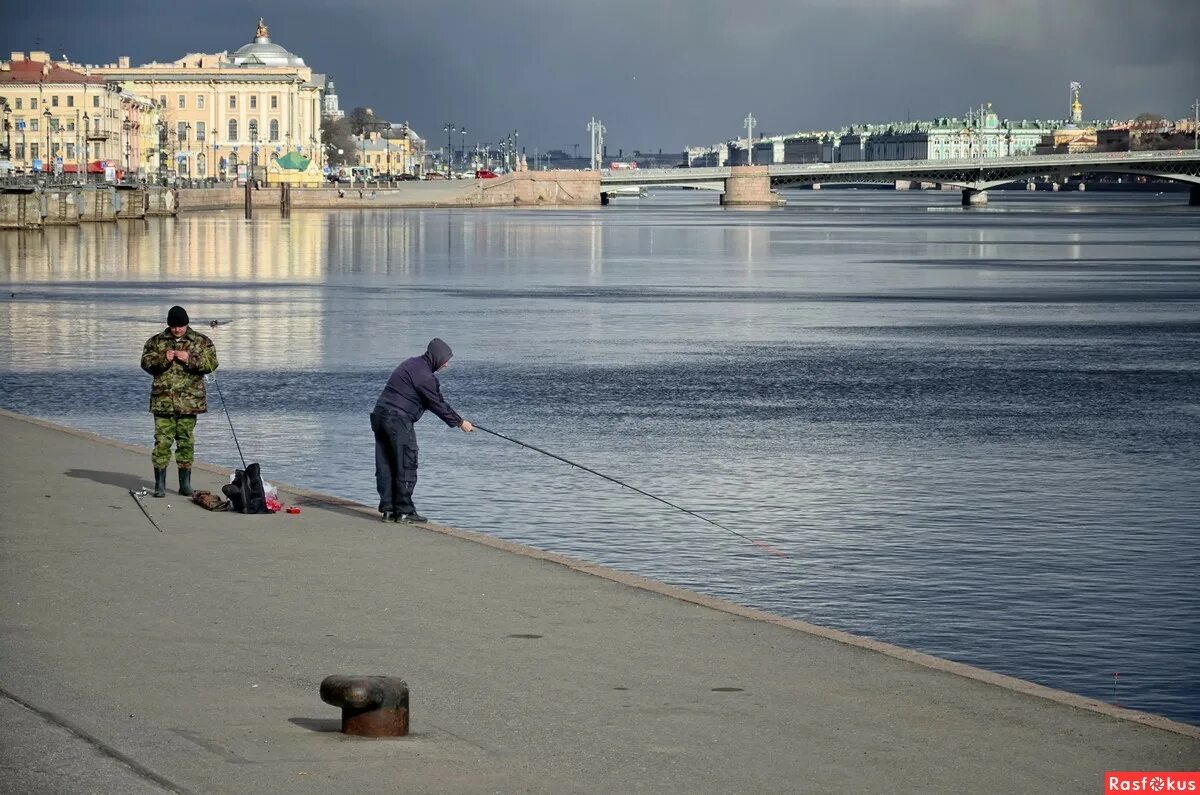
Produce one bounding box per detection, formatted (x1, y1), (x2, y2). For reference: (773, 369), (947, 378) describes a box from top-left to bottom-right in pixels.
(3, 0), (1197, 154)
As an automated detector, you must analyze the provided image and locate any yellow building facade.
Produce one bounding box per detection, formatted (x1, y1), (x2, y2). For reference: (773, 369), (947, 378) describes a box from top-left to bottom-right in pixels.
(1, 52), (141, 175)
(353, 127), (419, 176)
(83, 19), (324, 181)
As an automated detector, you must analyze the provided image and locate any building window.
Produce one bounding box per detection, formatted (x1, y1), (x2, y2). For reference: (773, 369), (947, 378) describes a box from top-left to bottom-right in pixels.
(249, 95), (258, 110)
(228, 119), (238, 140)
(93, 95), (99, 108)
(66, 121), (75, 132)
(30, 119), (39, 132)
(197, 95), (205, 109)
(66, 143), (75, 158)
(159, 95), (166, 107)
(14, 143), (24, 159)
(195, 121), (205, 141)
(52, 96), (59, 107)
(269, 119), (279, 141)
(270, 94), (278, 109)
(67, 96), (74, 107)
(178, 95), (186, 109)
(229, 95), (237, 109)
(178, 121), (188, 141)
(14, 98), (21, 109)
(248, 119), (258, 141)
(31, 98), (38, 110)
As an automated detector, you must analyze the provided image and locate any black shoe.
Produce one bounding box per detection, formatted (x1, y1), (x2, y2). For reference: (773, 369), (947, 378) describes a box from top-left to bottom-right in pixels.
(399, 512), (427, 523)
(178, 468), (193, 497)
(153, 468), (167, 498)
(381, 511), (397, 522)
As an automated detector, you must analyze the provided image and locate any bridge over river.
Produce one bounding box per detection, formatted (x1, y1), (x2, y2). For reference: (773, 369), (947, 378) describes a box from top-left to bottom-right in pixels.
(599, 150), (1200, 206)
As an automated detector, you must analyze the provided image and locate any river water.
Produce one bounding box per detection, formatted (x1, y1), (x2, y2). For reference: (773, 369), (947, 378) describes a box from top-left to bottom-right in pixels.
(1, 190), (1197, 725)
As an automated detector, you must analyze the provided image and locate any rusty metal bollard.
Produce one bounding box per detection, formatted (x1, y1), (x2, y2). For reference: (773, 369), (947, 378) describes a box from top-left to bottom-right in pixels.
(319, 675), (409, 737)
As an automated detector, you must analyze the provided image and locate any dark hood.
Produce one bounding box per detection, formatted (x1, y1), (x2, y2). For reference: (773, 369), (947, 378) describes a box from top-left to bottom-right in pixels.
(422, 338), (453, 371)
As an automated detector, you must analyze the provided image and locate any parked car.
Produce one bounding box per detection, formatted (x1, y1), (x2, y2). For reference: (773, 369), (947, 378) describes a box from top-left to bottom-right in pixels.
(397, 173), (419, 181)
(424, 172), (447, 180)
(475, 169), (498, 179)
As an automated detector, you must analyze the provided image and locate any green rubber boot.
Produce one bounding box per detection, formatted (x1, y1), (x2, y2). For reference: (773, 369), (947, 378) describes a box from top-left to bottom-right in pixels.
(153, 468), (167, 498)
(178, 468), (193, 497)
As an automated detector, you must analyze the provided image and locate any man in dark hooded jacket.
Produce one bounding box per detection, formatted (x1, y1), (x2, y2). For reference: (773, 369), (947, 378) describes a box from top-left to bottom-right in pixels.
(371, 338), (474, 522)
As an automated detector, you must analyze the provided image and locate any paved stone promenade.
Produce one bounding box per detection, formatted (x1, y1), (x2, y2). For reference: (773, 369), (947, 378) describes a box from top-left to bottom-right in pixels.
(1, 410), (1196, 793)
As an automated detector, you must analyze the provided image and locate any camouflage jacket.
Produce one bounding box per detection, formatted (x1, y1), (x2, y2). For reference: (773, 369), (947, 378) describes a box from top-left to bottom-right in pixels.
(140, 328), (219, 415)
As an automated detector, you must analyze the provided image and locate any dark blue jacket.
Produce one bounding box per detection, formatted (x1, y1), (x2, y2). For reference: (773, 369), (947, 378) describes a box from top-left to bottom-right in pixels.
(375, 338), (463, 427)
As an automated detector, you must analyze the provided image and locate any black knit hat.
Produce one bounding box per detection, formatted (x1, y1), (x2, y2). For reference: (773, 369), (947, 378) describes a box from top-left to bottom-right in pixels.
(167, 306), (189, 327)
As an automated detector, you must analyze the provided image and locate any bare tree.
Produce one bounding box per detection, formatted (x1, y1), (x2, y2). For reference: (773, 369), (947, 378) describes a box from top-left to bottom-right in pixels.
(321, 118), (357, 165)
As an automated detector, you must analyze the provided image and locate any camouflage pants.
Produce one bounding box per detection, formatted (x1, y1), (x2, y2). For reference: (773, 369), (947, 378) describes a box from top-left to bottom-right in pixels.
(152, 414), (197, 469)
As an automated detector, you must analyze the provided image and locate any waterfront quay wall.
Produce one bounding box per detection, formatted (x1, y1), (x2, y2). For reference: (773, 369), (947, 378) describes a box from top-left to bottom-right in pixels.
(0, 185), (165, 228)
(174, 170), (603, 213)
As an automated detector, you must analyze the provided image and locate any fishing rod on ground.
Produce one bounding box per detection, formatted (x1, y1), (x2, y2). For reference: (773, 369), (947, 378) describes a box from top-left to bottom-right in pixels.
(207, 373), (248, 470)
(472, 424), (787, 557)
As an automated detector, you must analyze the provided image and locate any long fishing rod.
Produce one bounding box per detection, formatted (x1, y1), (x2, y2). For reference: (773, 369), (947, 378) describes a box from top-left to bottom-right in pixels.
(208, 373), (248, 470)
(473, 424), (786, 557)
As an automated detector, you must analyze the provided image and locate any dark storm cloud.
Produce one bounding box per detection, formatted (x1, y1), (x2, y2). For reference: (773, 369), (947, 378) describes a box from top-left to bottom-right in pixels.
(3, 0), (1196, 152)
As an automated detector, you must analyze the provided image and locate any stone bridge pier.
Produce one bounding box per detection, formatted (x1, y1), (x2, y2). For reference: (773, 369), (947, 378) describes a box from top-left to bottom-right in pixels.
(962, 188), (988, 207)
(721, 166), (784, 207)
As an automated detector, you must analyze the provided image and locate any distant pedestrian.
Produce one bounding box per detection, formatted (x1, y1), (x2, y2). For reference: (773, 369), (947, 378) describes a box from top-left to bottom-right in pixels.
(140, 306), (219, 498)
(371, 338), (474, 523)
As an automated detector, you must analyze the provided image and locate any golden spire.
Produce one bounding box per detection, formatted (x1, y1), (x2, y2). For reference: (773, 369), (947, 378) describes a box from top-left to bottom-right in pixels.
(256, 17), (269, 38)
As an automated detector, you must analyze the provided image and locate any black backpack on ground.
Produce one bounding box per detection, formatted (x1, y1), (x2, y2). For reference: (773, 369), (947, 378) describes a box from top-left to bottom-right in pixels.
(221, 463), (268, 514)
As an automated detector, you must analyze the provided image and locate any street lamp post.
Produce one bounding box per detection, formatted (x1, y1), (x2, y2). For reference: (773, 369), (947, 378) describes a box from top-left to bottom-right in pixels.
(250, 128), (259, 182)
(183, 122), (192, 181)
(122, 118), (131, 179)
(82, 111), (90, 182)
(2, 103), (11, 165)
(42, 108), (52, 176)
(1192, 99), (1199, 150)
(743, 112), (756, 165)
(156, 118), (167, 184)
(443, 123), (455, 177)
(460, 126), (466, 169)
(384, 127), (391, 177)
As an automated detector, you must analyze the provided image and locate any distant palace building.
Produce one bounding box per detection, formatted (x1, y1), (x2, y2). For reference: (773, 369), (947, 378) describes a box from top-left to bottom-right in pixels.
(839, 104), (1054, 162)
(692, 83), (1117, 167)
(75, 18), (325, 179)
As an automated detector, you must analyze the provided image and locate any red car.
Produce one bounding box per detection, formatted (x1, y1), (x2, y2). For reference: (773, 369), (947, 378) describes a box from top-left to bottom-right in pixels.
(475, 169), (498, 179)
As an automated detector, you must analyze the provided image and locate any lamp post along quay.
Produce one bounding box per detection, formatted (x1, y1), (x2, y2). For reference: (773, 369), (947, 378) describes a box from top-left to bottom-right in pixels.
(444, 123), (456, 177)
(744, 112), (756, 166)
(4, 102), (14, 165)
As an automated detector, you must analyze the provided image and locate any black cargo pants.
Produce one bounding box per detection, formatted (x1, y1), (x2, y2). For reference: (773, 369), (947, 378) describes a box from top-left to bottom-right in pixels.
(370, 407), (419, 516)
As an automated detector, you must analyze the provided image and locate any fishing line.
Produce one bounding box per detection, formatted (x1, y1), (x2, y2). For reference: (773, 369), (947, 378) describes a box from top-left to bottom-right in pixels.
(473, 424), (786, 557)
(208, 373), (248, 470)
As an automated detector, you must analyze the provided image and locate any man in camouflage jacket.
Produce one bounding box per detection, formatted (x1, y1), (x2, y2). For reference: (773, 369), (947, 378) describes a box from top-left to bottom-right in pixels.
(140, 305), (219, 497)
